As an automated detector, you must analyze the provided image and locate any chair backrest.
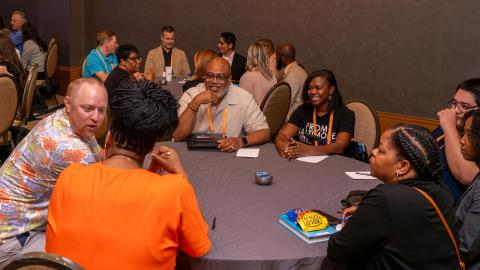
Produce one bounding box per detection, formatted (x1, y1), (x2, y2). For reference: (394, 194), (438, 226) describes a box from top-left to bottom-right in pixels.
(345, 99), (380, 154)
(80, 55), (87, 78)
(48, 37), (57, 49)
(22, 63), (39, 124)
(4, 252), (84, 270)
(260, 81), (291, 139)
(0, 75), (18, 135)
(45, 42), (58, 79)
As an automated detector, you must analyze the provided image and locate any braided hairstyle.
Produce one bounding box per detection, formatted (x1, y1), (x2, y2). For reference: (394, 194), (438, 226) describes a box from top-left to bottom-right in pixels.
(389, 124), (443, 182)
(462, 110), (480, 165)
(109, 80), (178, 155)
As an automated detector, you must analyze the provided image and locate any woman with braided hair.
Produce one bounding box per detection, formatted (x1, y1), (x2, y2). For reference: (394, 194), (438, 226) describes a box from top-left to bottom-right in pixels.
(46, 80), (211, 269)
(456, 110), (480, 269)
(326, 124), (461, 270)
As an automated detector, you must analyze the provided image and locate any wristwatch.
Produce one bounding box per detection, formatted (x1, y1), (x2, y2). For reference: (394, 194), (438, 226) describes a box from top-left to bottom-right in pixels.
(241, 137), (248, 148)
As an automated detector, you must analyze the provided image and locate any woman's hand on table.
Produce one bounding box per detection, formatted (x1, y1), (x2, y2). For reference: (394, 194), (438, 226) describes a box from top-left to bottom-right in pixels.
(149, 145), (186, 175)
(284, 138), (310, 158)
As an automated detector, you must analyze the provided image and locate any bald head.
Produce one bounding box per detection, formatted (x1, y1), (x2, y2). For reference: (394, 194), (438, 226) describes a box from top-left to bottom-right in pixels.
(204, 57), (232, 95)
(65, 78), (108, 138)
(66, 78), (106, 99)
(276, 43), (296, 68)
(206, 57), (231, 74)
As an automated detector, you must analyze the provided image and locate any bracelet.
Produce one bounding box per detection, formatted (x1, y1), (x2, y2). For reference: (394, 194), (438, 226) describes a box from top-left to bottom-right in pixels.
(187, 103), (199, 112)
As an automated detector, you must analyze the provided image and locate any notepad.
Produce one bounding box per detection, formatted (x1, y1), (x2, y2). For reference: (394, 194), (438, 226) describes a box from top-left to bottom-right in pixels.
(235, 148), (260, 158)
(296, 156), (328, 163)
(345, 171), (378, 180)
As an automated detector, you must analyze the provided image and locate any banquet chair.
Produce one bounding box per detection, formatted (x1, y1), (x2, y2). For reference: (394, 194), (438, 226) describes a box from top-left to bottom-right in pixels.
(36, 40), (59, 105)
(260, 81), (291, 140)
(0, 75), (18, 148)
(13, 64), (39, 126)
(80, 55), (87, 78)
(3, 252), (84, 270)
(345, 99), (380, 154)
(48, 37), (57, 49)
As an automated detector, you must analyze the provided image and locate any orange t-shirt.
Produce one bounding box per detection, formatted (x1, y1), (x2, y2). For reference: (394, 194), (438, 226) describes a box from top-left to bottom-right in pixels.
(46, 163), (211, 270)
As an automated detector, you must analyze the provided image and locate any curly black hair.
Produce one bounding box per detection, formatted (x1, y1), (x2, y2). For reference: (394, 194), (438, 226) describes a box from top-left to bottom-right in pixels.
(389, 124), (443, 182)
(461, 110), (480, 165)
(109, 80), (179, 155)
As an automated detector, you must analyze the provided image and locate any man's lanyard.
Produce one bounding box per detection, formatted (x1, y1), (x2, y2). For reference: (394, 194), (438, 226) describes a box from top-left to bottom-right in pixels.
(313, 108), (334, 146)
(95, 49), (113, 74)
(436, 134), (445, 142)
(206, 105), (229, 137)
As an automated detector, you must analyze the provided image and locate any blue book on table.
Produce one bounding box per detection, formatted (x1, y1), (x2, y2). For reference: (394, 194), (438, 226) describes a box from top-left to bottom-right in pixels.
(278, 214), (338, 243)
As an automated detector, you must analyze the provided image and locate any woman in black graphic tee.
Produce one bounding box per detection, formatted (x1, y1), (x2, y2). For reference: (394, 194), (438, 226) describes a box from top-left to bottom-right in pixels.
(275, 69), (355, 158)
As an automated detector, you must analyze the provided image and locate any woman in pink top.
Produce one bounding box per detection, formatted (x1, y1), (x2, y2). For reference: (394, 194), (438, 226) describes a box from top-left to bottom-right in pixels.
(240, 42), (277, 106)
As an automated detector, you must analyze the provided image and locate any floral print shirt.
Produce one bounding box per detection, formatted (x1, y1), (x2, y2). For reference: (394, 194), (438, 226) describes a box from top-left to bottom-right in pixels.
(0, 109), (101, 239)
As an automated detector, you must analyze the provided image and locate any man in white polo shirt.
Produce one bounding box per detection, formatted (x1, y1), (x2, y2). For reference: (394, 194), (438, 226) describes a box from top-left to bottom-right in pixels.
(174, 57), (270, 152)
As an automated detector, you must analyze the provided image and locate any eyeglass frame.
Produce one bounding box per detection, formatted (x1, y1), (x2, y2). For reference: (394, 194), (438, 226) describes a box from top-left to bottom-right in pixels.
(447, 99), (479, 112)
(203, 72), (231, 82)
(127, 56), (142, 62)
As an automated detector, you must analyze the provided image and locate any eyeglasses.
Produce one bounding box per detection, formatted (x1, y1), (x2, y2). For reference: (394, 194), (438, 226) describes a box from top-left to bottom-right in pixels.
(447, 99), (479, 112)
(204, 73), (231, 82)
(128, 56), (142, 62)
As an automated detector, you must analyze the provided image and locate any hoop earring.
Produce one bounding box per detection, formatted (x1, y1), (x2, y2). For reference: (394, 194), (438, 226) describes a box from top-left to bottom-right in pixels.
(328, 95), (333, 101)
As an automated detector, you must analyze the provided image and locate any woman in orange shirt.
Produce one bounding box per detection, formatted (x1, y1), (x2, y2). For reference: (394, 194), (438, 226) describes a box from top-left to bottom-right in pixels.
(46, 81), (211, 269)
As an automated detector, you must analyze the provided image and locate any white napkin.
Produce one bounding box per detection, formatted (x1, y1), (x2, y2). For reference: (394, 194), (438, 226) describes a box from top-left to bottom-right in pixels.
(235, 148), (260, 158)
(296, 155), (328, 163)
(345, 171), (378, 180)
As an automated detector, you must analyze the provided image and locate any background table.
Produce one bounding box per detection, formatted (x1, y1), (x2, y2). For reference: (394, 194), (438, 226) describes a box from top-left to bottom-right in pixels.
(155, 76), (186, 100)
(150, 142), (380, 270)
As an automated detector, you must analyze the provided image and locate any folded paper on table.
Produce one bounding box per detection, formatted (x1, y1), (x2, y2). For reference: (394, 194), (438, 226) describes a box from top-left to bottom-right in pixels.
(236, 148), (260, 158)
(296, 156), (328, 164)
(345, 171), (378, 180)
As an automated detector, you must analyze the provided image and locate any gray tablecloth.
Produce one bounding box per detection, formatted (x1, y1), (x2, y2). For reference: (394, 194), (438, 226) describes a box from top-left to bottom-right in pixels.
(149, 142), (379, 270)
(155, 76), (186, 100)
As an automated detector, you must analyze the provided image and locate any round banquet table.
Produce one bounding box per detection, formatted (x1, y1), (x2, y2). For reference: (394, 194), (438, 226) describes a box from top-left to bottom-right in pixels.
(148, 142), (380, 270)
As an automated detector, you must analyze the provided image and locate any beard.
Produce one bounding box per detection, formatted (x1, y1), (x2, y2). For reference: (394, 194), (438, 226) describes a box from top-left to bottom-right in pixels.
(216, 88), (228, 99)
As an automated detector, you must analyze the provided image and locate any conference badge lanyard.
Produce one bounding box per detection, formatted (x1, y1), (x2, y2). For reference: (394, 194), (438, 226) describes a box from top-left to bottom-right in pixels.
(95, 49), (114, 75)
(312, 108), (334, 146)
(206, 105), (229, 138)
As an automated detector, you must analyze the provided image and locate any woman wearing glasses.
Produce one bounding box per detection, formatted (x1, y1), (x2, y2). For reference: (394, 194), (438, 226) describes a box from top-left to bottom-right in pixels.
(433, 78), (480, 201)
(456, 110), (480, 269)
(104, 44), (153, 105)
